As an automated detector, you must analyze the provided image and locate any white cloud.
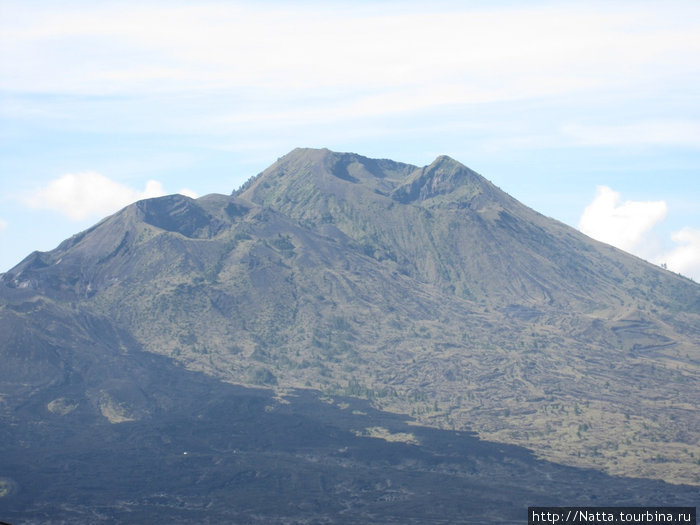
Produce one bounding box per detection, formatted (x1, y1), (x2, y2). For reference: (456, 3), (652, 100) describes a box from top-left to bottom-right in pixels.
(2, 2), (699, 105)
(579, 187), (700, 281)
(2, 1), (700, 153)
(26, 172), (166, 221)
(0, 218), (7, 233)
(178, 188), (198, 199)
(578, 186), (667, 254)
(660, 227), (700, 281)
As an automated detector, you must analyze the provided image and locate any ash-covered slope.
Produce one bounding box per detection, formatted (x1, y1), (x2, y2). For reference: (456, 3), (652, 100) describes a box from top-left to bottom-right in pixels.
(1, 148), (699, 488)
(238, 148), (699, 311)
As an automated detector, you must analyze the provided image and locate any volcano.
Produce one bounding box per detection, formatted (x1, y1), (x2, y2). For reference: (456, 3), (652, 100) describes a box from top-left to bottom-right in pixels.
(1, 148), (698, 522)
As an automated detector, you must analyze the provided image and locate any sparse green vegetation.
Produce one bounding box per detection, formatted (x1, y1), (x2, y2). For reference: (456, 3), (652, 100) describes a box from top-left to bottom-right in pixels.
(248, 367), (278, 386)
(2, 147), (699, 486)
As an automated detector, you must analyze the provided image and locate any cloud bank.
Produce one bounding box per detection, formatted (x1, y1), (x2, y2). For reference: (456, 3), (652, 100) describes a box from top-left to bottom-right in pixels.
(663, 228), (700, 281)
(579, 186), (700, 281)
(2, 2), (700, 145)
(26, 172), (167, 221)
(578, 186), (667, 253)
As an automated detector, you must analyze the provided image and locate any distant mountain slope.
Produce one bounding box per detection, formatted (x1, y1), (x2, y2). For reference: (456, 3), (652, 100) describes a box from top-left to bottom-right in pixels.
(237, 148), (699, 310)
(2, 147), (699, 486)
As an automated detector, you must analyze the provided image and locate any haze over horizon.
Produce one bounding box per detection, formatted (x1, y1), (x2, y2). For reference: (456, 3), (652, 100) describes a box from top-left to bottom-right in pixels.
(1, 1), (699, 279)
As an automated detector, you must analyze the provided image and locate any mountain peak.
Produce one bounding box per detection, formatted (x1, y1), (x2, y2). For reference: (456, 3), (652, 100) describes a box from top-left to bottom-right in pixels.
(235, 147), (417, 202)
(431, 154), (459, 165)
(390, 153), (499, 205)
(278, 146), (335, 164)
(238, 147), (494, 203)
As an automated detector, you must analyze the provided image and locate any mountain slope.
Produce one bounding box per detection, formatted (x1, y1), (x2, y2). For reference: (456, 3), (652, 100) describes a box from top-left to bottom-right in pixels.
(238, 149), (699, 310)
(3, 345), (697, 522)
(1, 148), (699, 487)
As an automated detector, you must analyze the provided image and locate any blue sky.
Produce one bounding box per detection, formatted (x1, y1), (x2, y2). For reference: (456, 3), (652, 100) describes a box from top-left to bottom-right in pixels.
(1, 0), (699, 279)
